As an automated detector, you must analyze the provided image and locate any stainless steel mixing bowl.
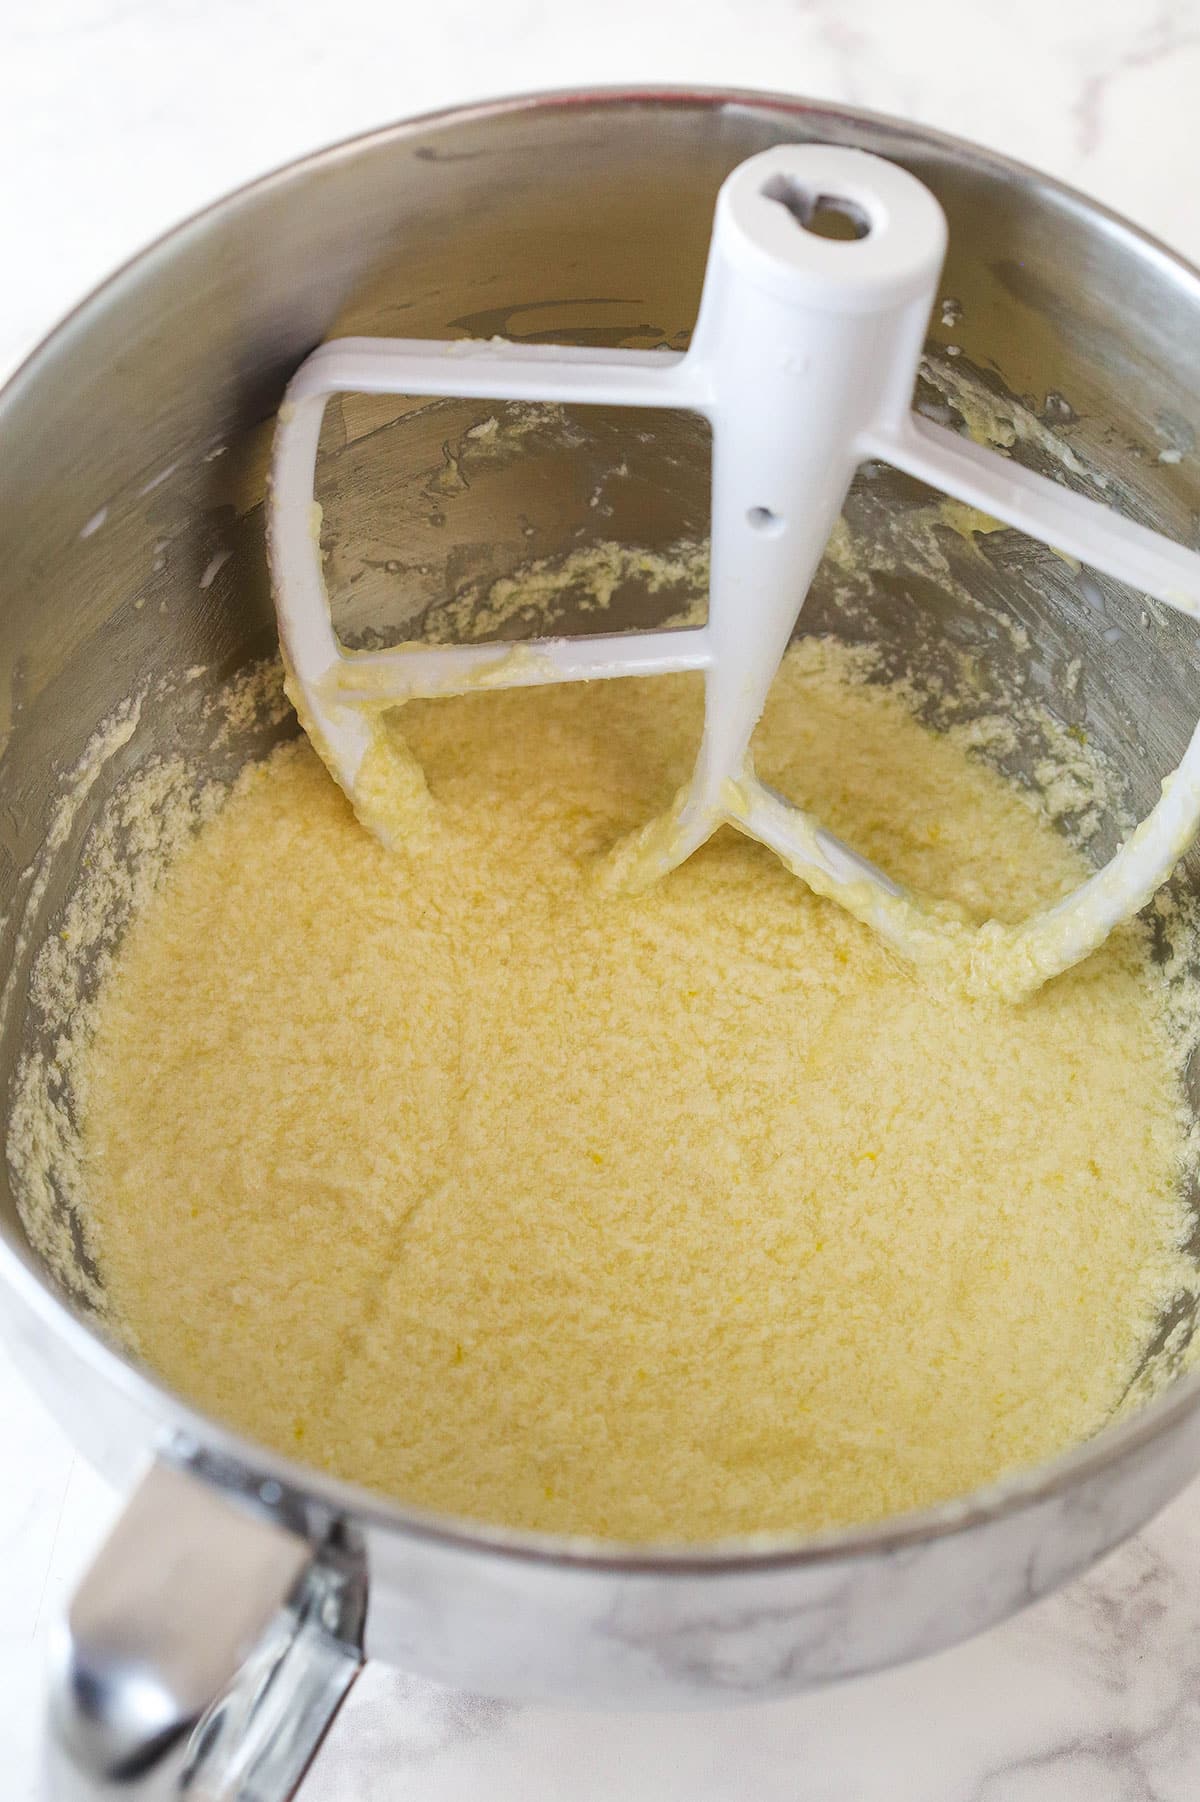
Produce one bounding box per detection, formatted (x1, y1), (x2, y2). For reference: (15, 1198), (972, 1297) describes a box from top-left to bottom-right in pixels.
(4, 88), (1200, 1801)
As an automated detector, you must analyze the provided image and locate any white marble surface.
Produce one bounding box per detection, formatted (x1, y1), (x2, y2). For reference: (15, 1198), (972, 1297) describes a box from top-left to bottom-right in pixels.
(5, 2), (1200, 1797)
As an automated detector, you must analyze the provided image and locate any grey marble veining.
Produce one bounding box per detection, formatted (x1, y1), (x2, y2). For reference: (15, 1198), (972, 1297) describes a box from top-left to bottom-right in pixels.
(304, 1490), (1200, 1801)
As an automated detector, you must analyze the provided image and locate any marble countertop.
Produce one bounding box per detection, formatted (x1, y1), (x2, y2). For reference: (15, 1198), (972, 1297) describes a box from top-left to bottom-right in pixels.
(5, 2), (1200, 1797)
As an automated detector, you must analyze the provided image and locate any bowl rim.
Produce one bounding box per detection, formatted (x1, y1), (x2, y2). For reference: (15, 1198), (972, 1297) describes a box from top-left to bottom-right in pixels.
(4, 80), (1200, 1575)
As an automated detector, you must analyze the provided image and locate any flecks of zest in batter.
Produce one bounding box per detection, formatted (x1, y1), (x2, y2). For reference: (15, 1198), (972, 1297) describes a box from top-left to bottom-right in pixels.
(77, 641), (1196, 1542)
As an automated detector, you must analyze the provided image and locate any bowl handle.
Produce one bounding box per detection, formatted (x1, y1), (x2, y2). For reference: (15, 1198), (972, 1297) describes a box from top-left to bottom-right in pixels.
(44, 1456), (364, 1800)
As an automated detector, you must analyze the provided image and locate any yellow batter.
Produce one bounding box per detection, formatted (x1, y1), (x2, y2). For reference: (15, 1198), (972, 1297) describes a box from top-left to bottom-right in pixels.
(75, 640), (1196, 1542)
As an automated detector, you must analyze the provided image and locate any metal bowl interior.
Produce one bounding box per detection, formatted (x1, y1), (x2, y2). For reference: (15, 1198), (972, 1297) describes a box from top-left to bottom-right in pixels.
(4, 90), (1200, 1700)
